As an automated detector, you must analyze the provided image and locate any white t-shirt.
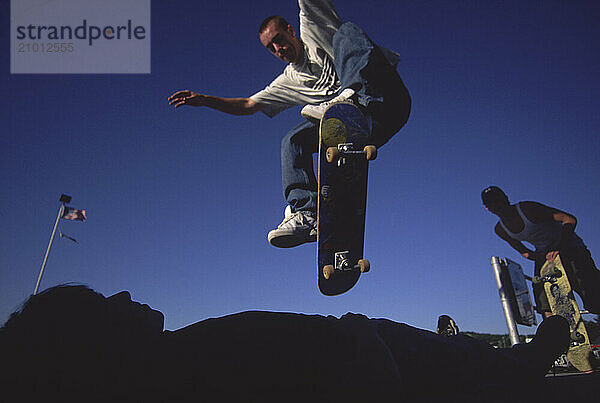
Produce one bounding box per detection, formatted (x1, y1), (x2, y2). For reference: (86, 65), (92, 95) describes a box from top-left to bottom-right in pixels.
(250, 0), (343, 117)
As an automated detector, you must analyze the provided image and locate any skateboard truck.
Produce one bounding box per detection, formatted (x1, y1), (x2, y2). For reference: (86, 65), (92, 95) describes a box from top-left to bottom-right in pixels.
(323, 252), (371, 280)
(571, 331), (586, 344)
(326, 143), (377, 166)
(532, 266), (562, 284)
(335, 251), (352, 271)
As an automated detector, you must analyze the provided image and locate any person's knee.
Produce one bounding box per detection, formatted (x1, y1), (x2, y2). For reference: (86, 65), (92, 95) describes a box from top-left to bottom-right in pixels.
(281, 130), (294, 157)
(281, 124), (304, 156)
(282, 122), (318, 155)
(389, 87), (412, 129)
(369, 89), (411, 145)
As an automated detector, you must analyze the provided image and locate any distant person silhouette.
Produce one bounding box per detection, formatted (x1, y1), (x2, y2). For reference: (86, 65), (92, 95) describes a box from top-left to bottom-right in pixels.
(482, 185), (600, 318)
(1, 285), (569, 401)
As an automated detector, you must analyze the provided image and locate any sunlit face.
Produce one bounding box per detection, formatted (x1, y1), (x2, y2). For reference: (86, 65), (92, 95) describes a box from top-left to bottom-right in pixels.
(259, 20), (303, 64)
(106, 291), (164, 335)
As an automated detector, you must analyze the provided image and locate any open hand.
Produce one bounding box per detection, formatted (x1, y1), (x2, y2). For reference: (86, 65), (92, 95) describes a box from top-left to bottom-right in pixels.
(546, 250), (559, 262)
(168, 90), (205, 108)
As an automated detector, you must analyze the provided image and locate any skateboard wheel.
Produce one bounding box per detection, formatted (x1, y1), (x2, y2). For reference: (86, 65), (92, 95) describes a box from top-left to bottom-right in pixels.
(323, 265), (335, 280)
(358, 259), (370, 273)
(326, 147), (339, 163)
(363, 145), (377, 161)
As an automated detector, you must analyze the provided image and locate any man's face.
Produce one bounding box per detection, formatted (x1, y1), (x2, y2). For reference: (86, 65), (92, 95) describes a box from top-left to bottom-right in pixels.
(259, 20), (302, 64)
(483, 198), (509, 216)
(106, 291), (164, 335)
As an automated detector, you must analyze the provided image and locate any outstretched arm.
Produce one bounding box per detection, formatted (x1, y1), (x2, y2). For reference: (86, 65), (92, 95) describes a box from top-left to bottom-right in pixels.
(168, 90), (265, 116)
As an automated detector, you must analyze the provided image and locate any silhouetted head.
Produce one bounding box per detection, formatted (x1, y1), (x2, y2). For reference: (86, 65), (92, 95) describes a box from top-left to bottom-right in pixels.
(259, 15), (303, 64)
(2, 285), (164, 339)
(481, 186), (510, 215)
(0, 285), (164, 400)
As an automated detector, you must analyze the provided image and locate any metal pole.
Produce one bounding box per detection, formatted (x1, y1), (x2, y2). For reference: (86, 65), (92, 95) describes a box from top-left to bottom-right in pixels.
(491, 256), (521, 346)
(33, 204), (65, 295)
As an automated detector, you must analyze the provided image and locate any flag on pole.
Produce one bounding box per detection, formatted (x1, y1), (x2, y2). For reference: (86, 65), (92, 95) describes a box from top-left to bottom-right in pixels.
(61, 207), (87, 222)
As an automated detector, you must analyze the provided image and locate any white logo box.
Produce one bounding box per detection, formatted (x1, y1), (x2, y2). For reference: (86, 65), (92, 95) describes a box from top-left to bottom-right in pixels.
(11, 0), (151, 74)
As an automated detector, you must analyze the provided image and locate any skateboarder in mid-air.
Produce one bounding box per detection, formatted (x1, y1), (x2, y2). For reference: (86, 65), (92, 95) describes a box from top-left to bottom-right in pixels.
(168, 0), (411, 248)
(482, 186), (600, 318)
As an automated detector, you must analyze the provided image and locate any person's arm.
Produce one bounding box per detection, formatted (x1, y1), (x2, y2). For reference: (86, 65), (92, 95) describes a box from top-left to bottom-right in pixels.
(298, 0), (342, 28)
(520, 201), (577, 261)
(298, 0), (342, 59)
(168, 90), (266, 116)
(494, 223), (538, 261)
(552, 210), (577, 258)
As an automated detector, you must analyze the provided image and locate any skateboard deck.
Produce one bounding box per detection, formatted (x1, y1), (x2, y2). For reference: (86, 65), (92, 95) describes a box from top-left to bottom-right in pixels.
(535, 255), (594, 372)
(316, 102), (375, 296)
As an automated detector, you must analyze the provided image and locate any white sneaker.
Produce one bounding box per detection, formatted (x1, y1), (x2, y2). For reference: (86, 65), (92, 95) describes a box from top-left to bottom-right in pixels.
(301, 88), (356, 122)
(267, 205), (317, 248)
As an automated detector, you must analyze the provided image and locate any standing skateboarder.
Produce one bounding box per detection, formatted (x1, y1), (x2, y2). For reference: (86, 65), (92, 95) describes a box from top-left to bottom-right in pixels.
(168, 0), (411, 248)
(481, 186), (600, 318)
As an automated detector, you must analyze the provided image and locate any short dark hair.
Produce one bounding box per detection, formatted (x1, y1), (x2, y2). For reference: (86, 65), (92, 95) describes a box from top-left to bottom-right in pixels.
(0, 285), (155, 400)
(259, 15), (290, 35)
(481, 186), (508, 206)
(0, 285), (112, 399)
(1, 284), (103, 334)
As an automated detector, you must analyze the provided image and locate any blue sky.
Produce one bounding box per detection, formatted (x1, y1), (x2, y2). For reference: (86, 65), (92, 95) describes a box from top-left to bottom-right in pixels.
(1, 0), (599, 334)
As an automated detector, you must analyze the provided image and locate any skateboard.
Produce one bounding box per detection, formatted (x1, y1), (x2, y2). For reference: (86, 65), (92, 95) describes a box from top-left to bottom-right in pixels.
(316, 102), (376, 296)
(533, 255), (594, 372)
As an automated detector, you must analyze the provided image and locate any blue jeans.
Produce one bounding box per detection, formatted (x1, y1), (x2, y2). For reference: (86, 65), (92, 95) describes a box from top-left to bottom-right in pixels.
(281, 22), (411, 212)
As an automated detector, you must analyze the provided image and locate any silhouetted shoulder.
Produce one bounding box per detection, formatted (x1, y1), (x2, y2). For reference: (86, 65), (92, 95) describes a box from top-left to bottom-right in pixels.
(519, 201), (556, 223)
